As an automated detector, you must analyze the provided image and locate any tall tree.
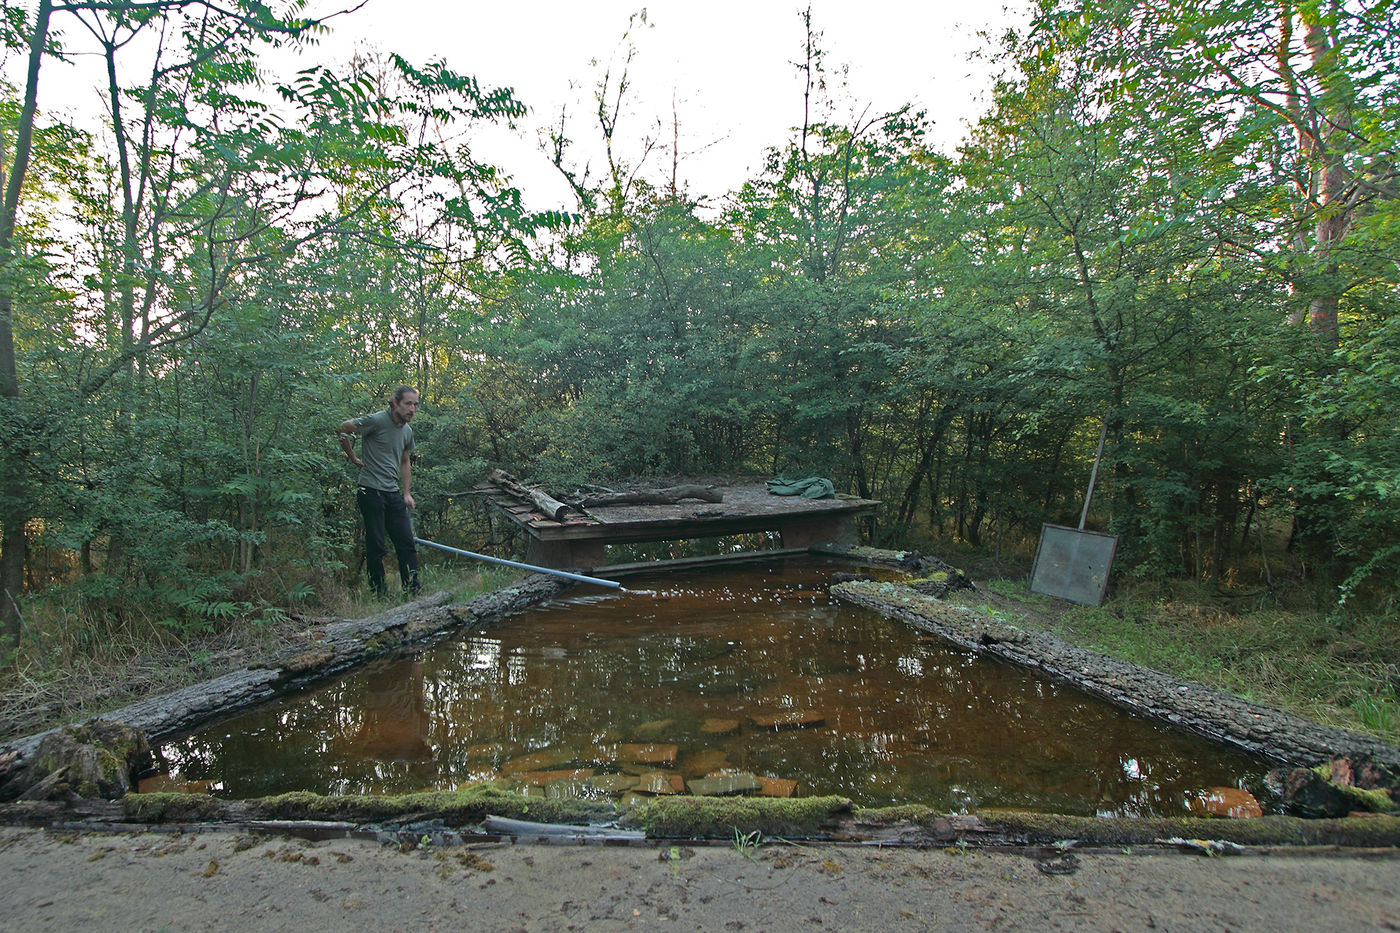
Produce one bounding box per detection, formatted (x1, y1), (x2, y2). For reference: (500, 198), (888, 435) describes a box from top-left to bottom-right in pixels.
(1075, 0), (1400, 579)
(928, 0), (1301, 573)
(0, 1), (547, 642)
(0, 0), (53, 640)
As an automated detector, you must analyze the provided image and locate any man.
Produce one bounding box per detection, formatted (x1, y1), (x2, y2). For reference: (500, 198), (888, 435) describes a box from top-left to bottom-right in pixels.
(338, 386), (421, 597)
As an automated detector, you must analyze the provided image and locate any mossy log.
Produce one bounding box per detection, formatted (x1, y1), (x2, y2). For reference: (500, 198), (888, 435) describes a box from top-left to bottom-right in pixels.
(620, 795), (853, 839)
(8, 790), (1400, 851)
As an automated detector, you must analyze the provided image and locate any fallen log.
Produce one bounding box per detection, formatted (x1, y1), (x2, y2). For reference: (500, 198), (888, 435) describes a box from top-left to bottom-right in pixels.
(576, 485), (723, 508)
(488, 469), (575, 522)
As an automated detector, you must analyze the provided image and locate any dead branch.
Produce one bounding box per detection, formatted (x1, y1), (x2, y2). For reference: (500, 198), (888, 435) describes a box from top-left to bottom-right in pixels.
(487, 470), (576, 522)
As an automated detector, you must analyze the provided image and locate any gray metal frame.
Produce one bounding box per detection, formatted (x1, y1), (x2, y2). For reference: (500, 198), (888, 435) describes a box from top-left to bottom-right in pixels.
(1029, 523), (1118, 606)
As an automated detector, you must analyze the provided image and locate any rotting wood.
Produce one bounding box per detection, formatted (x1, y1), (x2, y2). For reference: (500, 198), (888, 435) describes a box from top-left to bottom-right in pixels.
(574, 485), (723, 508)
(488, 469), (575, 522)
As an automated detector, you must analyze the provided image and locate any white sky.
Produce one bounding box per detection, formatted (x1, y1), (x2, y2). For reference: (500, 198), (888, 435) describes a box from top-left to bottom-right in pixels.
(21, 0), (1032, 211)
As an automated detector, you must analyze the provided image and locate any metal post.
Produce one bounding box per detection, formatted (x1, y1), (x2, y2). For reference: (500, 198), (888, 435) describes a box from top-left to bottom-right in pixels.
(1079, 409), (1110, 532)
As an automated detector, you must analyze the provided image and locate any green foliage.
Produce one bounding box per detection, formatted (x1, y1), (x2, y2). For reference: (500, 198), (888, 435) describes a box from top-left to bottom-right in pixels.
(1353, 694), (1400, 737)
(0, 1), (549, 648)
(1, 0), (1397, 665)
(1263, 313), (1400, 603)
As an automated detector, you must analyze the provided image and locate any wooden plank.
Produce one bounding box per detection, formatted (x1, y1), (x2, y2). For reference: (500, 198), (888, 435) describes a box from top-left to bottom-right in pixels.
(526, 509), (872, 542)
(477, 481), (880, 570)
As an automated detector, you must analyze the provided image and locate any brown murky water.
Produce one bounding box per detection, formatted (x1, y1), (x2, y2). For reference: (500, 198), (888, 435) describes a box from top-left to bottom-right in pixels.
(154, 558), (1272, 816)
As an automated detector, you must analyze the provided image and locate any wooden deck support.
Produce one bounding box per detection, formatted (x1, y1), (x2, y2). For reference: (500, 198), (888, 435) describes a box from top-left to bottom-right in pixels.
(524, 537), (607, 569)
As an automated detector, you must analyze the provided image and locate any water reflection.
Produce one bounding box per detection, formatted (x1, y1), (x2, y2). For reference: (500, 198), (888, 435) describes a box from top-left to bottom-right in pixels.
(155, 558), (1272, 816)
(330, 662), (433, 787)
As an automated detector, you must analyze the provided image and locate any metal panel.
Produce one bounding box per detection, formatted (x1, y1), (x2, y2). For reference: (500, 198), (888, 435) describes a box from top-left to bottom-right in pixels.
(1029, 523), (1118, 606)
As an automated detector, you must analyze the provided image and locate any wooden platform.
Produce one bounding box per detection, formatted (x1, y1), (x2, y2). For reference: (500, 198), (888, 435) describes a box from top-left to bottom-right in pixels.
(477, 482), (879, 569)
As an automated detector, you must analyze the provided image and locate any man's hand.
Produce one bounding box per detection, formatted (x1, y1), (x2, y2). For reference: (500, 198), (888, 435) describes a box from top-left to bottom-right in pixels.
(403, 492), (416, 510)
(338, 430), (363, 467)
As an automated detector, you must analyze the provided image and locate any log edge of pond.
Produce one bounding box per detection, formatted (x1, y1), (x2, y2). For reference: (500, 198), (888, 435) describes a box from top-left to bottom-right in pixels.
(3, 791), (1400, 850)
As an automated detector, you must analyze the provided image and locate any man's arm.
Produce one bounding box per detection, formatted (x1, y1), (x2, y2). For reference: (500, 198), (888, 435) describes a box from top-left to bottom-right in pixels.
(337, 420), (363, 468)
(400, 448), (415, 510)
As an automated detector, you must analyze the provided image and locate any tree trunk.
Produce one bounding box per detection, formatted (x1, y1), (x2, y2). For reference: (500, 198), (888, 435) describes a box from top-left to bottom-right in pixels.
(488, 470), (576, 522)
(1282, 6), (1356, 555)
(0, 0), (53, 646)
(1300, 13), (1351, 353)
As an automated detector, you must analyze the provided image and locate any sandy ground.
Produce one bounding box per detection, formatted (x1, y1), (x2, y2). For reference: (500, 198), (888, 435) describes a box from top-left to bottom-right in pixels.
(2, 826), (1398, 932)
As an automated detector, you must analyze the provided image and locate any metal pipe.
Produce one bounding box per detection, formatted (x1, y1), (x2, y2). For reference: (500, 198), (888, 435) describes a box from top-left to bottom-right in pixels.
(413, 536), (625, 590)
(1079, 408), (1111, 532)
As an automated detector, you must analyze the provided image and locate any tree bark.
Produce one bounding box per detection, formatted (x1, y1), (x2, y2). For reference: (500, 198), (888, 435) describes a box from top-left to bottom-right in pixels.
(1300, 10), (1351, 353)
(0, 0), (53, 646)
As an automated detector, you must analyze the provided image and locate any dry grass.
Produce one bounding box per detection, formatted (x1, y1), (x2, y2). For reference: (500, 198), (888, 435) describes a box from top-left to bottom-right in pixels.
(0, 563), (521, 745)
(0, 616), (309, 743)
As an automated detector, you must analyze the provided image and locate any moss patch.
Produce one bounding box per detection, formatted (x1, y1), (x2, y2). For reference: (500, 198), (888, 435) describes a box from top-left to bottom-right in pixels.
(20, 722), (149, 800)
(975, 809), (1400, 848)
(1313, 761), (1398, 813)
(1336, 784), (1397, 813)
(123, 792), (226, 822)
(622, 795), (852, 838)
(280, 649), (335, 674)
(251, 786), (616, 827)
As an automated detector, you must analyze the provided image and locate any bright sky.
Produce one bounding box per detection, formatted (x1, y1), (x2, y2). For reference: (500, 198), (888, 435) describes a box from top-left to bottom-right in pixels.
(309, 0), (1033, 208)
(25, 0), (1033, 211)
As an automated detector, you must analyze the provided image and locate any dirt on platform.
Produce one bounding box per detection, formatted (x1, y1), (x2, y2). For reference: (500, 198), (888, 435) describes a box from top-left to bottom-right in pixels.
(3, 824), (1399, 932)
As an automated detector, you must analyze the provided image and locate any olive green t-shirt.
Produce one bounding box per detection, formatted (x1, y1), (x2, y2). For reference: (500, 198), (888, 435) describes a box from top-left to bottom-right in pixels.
(353, 408), (414, 492)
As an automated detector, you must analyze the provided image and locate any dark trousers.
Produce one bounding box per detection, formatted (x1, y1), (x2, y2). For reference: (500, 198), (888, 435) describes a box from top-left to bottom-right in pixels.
(357, 486), (420, 595)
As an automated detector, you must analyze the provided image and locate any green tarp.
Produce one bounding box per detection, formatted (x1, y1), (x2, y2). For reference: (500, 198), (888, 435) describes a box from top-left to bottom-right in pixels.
(765, 476), (835, 499)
